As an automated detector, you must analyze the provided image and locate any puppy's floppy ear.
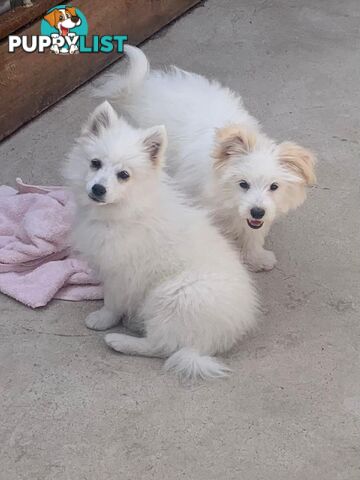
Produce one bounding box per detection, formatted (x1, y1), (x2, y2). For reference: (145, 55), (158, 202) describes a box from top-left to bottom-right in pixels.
(212, 125), (257, 168)
(82, 101), (118, 137)
(66, 7), (77, 16)
(142, 125), (167, 166)
(278, 142), (316, 185)
(43, 10), (58, 27)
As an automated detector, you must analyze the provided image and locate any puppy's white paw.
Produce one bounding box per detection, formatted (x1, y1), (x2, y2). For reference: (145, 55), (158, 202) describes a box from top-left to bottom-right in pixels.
(51, 45), (60, 54)
(85, 309), (119, 331)
(104, 333), (124, 351)
(245, 249), (277, 272)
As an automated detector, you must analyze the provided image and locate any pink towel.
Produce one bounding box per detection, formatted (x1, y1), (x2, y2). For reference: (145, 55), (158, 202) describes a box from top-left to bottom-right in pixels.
(0, 179), (103, 308)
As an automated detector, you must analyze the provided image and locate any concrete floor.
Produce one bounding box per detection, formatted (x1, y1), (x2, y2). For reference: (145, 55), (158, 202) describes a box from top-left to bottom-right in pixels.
(1, 0), (360, 478)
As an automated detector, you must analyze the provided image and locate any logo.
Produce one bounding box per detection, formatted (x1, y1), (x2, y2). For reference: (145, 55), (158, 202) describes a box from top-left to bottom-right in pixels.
(41, 5), (88, 54)
(8, 5), (127, 55)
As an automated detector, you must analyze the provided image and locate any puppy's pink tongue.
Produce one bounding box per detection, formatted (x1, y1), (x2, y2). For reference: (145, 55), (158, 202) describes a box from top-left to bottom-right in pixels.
(250, 219), (262, 226)
(61, 26), (69, 35)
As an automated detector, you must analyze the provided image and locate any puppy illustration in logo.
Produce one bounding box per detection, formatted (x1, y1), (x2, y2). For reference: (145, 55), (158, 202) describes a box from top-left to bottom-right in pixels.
(43, 7), (81, 54)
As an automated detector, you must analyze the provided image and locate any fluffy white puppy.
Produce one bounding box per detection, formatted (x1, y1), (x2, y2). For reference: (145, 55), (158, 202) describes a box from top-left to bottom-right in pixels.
(97, 45), (316, 272)
(64, 101), (257, 379)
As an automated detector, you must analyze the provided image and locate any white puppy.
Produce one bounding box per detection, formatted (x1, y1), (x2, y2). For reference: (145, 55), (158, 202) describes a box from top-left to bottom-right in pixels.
(64, 101), (257, 379)
(97, 45), (316, 272)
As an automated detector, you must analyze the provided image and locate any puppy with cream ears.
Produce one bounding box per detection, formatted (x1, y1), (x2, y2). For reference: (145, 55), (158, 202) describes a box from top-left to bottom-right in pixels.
(64, 101), (257, 379)
(98, 45), (316, 271)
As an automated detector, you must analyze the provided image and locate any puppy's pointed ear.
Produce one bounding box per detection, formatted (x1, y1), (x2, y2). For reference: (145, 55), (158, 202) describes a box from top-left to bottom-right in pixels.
(278, 142), (316, 185)
(43, 10), (57, 27)
(212, 125), (257, 168)
(66, 7), (77, 16)
(82, 101), (118, 137)
(142, 125), (167, 166)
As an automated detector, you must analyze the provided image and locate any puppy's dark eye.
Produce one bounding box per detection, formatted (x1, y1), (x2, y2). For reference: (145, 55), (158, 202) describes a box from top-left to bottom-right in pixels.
(90, 159), (102, 170)
(270, 183), (279, 191)
(239, 180), (250, 190)
(117, 170), (130, 181)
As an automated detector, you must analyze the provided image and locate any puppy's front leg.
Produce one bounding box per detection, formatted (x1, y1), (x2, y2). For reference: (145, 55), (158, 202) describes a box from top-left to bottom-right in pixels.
(85, 305), (120, 331)
(50, 44), (60, 54)
(241, 230), (276, 272)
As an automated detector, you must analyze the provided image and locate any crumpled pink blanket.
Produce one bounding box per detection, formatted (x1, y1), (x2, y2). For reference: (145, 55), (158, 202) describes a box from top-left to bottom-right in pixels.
(0, 178), (103, 308)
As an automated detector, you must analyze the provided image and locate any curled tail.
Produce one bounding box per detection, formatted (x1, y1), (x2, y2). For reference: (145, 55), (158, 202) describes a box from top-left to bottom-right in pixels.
(164, 348), (231, 380)
(94, 44), (149, 98)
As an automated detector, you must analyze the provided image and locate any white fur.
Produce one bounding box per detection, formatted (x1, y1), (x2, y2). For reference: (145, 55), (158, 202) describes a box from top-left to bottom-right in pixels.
(97, 45), (316, 271)
(64, 102), (258, 379)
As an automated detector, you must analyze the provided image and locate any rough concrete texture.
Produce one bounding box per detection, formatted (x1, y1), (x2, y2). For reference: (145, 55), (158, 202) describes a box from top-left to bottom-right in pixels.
(1, 1), (359, 478)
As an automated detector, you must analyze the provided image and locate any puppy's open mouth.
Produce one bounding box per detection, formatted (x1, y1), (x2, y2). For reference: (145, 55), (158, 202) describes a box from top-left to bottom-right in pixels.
(88, 193), (105, 204)
(247, 219), (264, 229)
(60, 26), (69, 36)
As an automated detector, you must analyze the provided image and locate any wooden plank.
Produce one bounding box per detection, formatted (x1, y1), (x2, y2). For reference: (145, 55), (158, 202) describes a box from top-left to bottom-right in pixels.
(0, 0), (200, 140)
(0, 0), (64, 41)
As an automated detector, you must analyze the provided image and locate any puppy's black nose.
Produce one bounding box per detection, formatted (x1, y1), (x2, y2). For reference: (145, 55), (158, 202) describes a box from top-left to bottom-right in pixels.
(71, 15), (80, 22)
(250, 207), (265, 219)
(92, 184), (106, 197)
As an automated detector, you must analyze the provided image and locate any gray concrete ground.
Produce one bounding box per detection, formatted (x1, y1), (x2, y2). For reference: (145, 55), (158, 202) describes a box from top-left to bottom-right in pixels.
(1, 1), (359, 478)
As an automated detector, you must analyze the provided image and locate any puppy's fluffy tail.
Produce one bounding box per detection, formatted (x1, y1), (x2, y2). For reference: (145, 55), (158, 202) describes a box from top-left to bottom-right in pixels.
(94, 45), (149, 98)
(164, 348), (231, 380)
